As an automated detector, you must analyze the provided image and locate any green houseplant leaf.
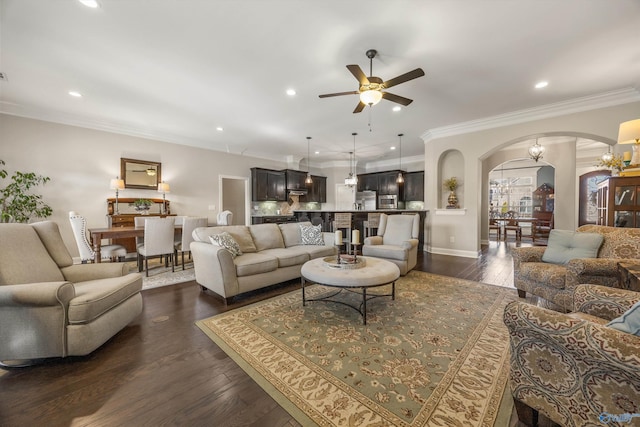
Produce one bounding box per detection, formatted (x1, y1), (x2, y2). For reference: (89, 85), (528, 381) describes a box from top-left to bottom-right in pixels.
(0, 160), (53, 223)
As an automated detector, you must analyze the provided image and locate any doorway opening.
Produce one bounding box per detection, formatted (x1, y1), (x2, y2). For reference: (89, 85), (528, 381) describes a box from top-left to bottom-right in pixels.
(219, 176), (249, 226)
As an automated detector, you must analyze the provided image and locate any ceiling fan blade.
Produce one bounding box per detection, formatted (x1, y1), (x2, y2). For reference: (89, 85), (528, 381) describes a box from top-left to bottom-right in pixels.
(382, 92), (413, 106)
(319, 91), (359, 98)
(382, 68), (425, 89)
(353, 101), (366, 114)
(346, 64), (370, 86)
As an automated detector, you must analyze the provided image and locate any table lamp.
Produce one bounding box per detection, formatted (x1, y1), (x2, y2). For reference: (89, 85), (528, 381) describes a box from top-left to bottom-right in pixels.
(109, 177), (125, 214)
(618, 119), (640, 166)
(158, 181), (170, 214)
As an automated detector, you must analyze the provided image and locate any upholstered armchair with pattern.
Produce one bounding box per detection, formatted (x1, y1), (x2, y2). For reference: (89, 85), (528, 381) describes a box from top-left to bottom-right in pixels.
(513, 225), (640, 310)
(504, 284), (640, 427)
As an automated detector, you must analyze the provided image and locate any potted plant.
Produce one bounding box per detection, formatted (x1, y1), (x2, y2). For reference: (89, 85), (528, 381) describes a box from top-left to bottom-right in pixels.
(0, 159), (53, 223)
(131, 198), (153, 214)
(443, 177), (460, 209)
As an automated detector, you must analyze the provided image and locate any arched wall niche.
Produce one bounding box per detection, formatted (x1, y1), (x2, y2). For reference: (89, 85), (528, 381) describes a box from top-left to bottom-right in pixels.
(438, 149), (464, 209)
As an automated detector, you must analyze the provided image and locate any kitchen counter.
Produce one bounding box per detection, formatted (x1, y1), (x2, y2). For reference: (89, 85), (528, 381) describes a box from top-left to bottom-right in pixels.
(292, 209), (428, 251)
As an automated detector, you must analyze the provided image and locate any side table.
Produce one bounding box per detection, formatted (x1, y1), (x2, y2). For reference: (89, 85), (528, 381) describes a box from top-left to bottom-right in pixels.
(617, 262), (640, 292)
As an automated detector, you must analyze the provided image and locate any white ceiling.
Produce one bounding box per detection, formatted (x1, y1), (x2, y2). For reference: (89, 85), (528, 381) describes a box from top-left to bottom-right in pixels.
(1, 0), (639, 166)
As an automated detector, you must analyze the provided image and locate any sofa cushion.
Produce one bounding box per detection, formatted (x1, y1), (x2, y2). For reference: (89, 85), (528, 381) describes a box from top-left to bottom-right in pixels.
(518, 262), (567, 290)
(598, 228), (640, 259)
(381, 215), (417, 246)
(249, 224), (285, 251)
(234, 253), (279, 277)
(301, 244), (336, 259)
(193, 226), (257, 253)
(541, 230), (603, 265)
(209, 233), (242, 258)
(362, 244), (409, 261)
(300, 223), (325, 245)
(68, 275), (142, 324)
(260, 247), (309, 268)
(607, 301), (640, 335)
(280, 221), (310, 247)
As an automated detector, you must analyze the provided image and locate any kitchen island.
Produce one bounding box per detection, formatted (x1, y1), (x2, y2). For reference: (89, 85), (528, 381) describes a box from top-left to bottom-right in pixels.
(293, 210), (428, 251)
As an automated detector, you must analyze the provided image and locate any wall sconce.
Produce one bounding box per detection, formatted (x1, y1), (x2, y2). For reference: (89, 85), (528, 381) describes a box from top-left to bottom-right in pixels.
(157, 181), (170, 214)
(618, 119), (640, 166)
(528, 139), (545, 162)
(109, 176), (124, 214)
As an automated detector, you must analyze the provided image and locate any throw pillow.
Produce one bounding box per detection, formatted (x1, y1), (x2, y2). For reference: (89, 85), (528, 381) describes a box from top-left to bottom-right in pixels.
(607, 300), (640, 335)
(541, 229), (604, 265)
(209, 232), (242, 258)
(300, 223), (325, 245)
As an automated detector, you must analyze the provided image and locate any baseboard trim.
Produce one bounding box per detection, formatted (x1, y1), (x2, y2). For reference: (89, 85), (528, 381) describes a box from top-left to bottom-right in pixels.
(427, 246), (480, 258)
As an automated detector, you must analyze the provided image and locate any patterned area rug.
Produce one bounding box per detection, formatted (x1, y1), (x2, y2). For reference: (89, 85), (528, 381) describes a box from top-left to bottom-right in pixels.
(126, 260), (196, 290)
(196, 271), (519, 426)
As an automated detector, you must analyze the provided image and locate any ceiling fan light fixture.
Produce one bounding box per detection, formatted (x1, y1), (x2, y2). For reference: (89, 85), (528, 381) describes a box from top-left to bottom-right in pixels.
(146, 168), (157, 176)
(359, 90), (382, 106)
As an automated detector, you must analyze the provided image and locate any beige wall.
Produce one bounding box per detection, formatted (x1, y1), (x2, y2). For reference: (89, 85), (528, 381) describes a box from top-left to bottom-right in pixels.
(424, 101), (640, 257)
(0, 114), (288, 256)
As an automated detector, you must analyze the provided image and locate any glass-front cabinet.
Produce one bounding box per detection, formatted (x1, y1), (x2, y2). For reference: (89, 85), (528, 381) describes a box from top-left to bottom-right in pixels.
(596, 176), (640, 228)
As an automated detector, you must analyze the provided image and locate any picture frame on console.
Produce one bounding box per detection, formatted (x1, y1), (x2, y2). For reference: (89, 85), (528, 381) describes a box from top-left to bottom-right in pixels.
(121, 158), (162, 190)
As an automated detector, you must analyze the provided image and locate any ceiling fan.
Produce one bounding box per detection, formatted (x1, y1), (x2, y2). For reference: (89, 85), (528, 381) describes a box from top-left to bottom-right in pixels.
(319, 49), (425, 113)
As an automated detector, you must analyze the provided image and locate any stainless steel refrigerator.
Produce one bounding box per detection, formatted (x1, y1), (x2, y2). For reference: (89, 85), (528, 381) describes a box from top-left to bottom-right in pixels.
(355, 191), (377, 210)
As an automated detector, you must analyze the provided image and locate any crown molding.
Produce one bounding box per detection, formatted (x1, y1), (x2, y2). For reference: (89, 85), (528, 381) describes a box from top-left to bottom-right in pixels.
(421, 88), (640, 142)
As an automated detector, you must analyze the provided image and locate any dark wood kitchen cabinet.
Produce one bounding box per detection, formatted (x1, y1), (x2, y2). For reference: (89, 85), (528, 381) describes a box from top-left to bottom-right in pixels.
(285, 169), (308, 191)
(308, 175), (327, 203)
(251, 168), (286, 201)
(404, 171), (424, 202)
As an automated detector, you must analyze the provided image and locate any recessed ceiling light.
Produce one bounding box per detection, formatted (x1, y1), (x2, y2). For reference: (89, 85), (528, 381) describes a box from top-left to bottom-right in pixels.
(392, 106), (402, 112)
(216, 127), (223, 132)
(78, 0), (100, 8)
(535, 81), (549, 89)
(390, 146), (396, 150)
(314, 151), (320, 155)
(286, 89), (296, 96)
(68, 91), (82, 97)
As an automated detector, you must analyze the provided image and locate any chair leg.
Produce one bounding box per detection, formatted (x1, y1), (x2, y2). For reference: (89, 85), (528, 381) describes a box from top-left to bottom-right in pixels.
(171, 253), (174, 272)
(181, 251), (185, 270)
(145, 257), (149, 277)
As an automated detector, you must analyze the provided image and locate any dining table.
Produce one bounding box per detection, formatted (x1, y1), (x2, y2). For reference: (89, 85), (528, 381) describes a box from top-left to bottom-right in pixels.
(89, 225), (182, 263)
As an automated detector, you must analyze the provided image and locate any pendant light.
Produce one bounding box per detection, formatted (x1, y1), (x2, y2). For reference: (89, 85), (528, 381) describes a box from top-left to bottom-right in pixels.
(528, 138), (545, 162)
(345, 133), (358, 186)
(305, 136), (313, 185)
(396, 133), (404, 184)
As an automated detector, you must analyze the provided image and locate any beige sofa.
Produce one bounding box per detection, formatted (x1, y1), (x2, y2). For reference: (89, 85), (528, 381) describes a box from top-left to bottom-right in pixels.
(0, 221), (143, 366)
(190, 222), (337, 302)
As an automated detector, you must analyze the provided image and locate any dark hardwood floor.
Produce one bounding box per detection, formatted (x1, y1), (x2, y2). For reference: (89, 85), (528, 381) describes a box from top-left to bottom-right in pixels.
(0, 239), (533, 427)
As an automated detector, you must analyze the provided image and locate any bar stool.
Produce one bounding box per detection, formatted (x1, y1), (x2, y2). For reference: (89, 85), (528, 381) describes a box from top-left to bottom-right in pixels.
(333, 212), (352, 253)
(364, 212), (381, 238)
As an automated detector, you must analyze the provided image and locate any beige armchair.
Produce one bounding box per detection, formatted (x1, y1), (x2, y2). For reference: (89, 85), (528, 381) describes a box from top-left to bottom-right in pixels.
(0, 221), (143, 366)
(362, 213), (419, 275)
(504, 285), (640, 426)
(513, 225), (640, 310)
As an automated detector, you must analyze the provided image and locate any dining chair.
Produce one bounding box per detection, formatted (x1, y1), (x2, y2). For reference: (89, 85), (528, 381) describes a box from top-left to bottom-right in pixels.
(137, 217), (176, 276)
(217, 210), (233, 225)
(489, 218), (502, 240)
(174, 216), (208, 269)
(504, 218), (522, 241)
(69, 211), (127, 263)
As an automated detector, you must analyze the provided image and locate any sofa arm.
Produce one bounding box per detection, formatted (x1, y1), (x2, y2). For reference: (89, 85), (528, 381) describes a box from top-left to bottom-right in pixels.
(0, 281), (75, 307)
(190, 241), (239, 298)
(364, 236), (383, 246)
(503, 300), (640, 426)
(511, 246), (545, 270)
(61, 263), (130, 282)
(573, 284), (640, 320)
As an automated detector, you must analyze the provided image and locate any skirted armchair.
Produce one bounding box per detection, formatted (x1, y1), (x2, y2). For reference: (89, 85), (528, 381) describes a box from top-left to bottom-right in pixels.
(0, 221), (143, 366)
(504, 285), (640, 426)
(513, 225), (640, 311)
(362, 213), (419, 276)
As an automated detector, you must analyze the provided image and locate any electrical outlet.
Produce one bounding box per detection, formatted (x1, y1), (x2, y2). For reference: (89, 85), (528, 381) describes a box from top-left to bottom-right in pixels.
(449, 236), (455, 243)
(208, 204), (216, 211)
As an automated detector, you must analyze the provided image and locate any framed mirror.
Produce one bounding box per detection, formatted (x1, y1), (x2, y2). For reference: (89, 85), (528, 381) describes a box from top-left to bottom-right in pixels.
(121, 158), (162, 189)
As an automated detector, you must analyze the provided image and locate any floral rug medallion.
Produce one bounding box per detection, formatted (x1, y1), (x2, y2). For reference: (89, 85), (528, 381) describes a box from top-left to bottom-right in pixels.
(197, 271), (518, 426)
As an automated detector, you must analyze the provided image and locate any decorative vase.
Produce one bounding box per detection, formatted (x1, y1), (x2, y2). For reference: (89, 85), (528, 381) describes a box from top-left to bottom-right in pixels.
(135, 206), (151, 215)
(447, 191), (459, 209)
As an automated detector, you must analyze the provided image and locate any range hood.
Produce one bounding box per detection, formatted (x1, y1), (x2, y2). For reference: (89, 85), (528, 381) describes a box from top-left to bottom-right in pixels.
(288, 190), (307, 196)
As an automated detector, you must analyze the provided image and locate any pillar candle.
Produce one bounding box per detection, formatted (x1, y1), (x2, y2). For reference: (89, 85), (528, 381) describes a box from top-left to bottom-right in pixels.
(624, 151), (632, 161)
(351, 229), (360, 244)
(334, 230), (342, 245)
